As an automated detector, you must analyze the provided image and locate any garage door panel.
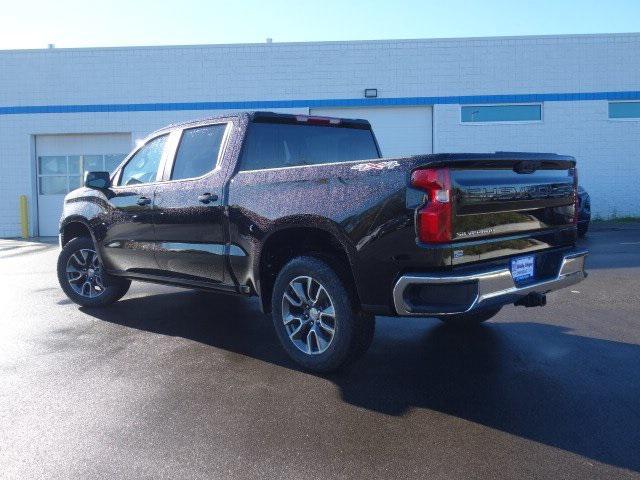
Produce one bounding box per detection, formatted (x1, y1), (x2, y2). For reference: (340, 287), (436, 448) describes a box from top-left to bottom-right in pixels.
(310, 106), (432, 158)
(36, 133), (132, 236)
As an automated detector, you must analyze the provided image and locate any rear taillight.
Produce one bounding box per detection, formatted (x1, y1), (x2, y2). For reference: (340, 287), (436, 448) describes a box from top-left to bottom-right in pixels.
(570, 167), (579, 224)
(411, 168), (452, 243)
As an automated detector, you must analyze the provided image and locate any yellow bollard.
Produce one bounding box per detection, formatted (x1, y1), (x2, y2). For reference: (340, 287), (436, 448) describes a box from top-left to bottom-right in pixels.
(19, 195), (29, 239)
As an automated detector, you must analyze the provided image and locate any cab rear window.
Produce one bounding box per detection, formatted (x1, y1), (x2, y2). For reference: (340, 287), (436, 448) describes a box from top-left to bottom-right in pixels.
(239, 122), (379, 171)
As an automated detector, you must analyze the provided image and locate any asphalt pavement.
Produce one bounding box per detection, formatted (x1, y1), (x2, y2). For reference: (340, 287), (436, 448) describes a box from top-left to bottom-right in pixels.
(1, 223), (639, 479)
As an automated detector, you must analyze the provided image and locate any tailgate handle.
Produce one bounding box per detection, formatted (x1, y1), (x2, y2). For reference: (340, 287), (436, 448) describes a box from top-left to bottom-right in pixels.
(513, 161), (541, 174)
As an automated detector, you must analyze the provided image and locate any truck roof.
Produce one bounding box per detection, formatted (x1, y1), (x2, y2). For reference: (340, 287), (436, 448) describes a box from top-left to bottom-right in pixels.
(151, 111), (372, 135)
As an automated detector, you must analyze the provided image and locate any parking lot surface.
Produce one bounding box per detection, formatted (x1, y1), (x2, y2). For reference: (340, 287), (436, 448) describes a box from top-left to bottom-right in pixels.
(1, 224), (639, 479)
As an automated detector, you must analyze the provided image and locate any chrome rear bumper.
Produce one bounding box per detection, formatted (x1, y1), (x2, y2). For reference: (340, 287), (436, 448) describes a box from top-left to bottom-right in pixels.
(393, 249), (588, 316)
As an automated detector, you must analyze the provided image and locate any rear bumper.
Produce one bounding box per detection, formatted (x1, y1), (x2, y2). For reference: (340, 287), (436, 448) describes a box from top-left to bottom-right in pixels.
(393, 248), (587, 316)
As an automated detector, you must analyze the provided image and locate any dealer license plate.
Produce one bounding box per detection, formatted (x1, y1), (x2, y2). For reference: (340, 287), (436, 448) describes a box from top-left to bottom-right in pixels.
(510, 255), (535, 282)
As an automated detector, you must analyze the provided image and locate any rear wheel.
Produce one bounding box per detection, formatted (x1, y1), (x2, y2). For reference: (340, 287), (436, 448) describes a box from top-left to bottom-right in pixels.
(271, 256), (374, 373)
(437, 306), (501, 327)
(57, 236), (130, 307)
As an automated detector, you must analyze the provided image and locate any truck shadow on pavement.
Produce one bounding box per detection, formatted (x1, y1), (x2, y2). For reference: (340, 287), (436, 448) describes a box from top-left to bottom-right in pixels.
(83, 290), (640, 473)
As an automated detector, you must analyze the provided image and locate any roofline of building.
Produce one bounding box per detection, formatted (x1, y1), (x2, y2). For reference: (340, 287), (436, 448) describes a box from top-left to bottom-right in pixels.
(1, 31), (639, 55)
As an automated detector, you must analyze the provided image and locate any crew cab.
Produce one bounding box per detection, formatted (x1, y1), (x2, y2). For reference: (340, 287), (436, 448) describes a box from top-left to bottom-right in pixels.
(57, 111), (587, 372)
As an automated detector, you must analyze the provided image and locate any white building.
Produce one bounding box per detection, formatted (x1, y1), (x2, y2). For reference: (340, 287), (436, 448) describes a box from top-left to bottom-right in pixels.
(1, 33), (639, 237)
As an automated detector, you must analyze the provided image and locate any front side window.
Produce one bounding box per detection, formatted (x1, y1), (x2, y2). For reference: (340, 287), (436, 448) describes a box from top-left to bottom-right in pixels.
(609, 101), (640, 119)
(239, 122), (379, 171)
(119, 135), (168, 186)
(461, 104), (542, 123)
(171, 124), (227, 180)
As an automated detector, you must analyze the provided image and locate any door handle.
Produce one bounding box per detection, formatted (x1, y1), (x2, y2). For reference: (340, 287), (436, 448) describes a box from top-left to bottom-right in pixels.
(198, 193), (218, 204)
(137, 196), (152, 206)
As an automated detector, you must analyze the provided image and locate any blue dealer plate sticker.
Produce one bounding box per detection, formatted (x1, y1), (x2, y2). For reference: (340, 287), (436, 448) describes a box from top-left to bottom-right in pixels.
(510, 255), (535, 282)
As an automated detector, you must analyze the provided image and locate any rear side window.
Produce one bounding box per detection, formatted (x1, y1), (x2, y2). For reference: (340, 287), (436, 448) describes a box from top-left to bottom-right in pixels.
(171, 124), (227, 180)
(239, 122), (379, 171)
(118, 134), (168, 186)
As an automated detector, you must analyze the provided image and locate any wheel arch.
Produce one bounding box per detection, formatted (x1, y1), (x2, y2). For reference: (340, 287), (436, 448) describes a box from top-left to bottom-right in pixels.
(60, 218), (95, 247)
(257, 223), (361, 314)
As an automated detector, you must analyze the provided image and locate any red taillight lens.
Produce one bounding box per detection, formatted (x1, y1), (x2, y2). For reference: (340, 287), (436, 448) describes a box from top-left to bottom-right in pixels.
(411, 168), (452, 243)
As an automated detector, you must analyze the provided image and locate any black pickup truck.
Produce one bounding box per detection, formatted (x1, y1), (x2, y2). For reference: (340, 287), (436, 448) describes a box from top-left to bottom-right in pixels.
(57, 111), (587, 372)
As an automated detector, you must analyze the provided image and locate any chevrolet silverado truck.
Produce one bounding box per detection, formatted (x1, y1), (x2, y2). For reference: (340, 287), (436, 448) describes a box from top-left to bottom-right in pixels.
(57, 111), (587, 372)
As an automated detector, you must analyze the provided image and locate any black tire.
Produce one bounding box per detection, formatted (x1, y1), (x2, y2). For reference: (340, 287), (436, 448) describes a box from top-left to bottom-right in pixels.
(577, 222), (589, 238)
(437, 306), (502, 327)
(57, 236), (131, 307)
(271, 256), (375, 373)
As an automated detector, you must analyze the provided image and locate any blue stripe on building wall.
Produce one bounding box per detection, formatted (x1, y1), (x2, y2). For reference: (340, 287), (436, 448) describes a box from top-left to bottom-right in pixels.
(1, 91), (639, 115)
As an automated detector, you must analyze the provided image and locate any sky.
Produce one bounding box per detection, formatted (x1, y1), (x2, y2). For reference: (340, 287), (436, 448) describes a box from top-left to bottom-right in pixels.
(1, 0), (639, 50)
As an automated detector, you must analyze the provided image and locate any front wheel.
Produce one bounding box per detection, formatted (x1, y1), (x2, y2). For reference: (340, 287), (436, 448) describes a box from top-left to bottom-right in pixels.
(271, 256), (374, 373)
(57, 236), (131, 307)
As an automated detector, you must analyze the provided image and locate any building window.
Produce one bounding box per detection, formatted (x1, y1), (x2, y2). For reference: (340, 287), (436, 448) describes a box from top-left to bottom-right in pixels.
(609, 101), (640, 119)
(37, 153), (127, 195)
(461, 104), (542, 123)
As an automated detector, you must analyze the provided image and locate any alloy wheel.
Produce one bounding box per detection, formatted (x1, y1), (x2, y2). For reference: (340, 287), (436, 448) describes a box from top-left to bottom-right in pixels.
(65, 248), (105, 298)
(281, 275), (336, 355)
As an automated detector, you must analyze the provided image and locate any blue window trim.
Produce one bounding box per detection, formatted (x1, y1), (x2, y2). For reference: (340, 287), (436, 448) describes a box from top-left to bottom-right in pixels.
(1, 90), (640, 116)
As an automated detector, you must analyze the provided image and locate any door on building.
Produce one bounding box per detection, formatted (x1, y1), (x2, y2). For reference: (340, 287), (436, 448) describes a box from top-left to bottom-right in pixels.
(309, 106), (433, 157)
(35, 133), (132, 237)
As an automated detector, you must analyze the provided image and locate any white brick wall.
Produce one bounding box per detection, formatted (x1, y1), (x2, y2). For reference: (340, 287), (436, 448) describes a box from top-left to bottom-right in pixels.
(1, 33), (639, 236)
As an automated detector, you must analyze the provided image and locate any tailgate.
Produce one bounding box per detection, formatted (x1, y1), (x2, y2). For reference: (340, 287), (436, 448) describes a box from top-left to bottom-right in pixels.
(451, 157), (577, 241)
(410, 153), (578, 266)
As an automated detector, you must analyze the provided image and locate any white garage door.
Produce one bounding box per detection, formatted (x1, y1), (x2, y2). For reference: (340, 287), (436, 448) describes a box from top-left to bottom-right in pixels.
(36, 133), (132, 236)
(310, 106), (433, 157)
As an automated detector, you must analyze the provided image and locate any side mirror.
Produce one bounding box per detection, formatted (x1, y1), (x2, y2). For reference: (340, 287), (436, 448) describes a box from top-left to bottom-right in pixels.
(84, 171), (111, 189)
